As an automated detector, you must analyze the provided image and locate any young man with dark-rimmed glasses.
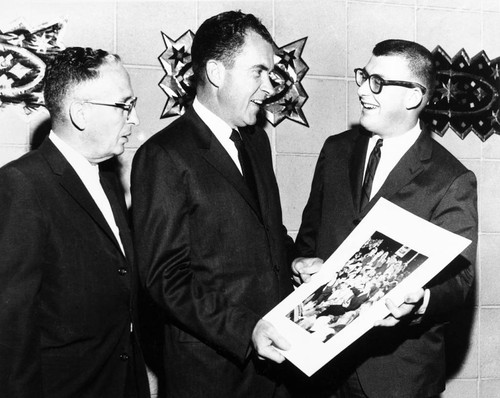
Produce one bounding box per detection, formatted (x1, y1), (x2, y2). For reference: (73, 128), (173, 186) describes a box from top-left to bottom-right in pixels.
(292, 39), (477, 398)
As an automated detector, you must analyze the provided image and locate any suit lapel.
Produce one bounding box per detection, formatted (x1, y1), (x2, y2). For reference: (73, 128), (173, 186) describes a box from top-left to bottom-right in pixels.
(40, 138), (126, 256)
(349, 131), (370, 212)
(186, 109), (263, 220)
(100, 172), (134, 261)
(361, 128), (431, 215)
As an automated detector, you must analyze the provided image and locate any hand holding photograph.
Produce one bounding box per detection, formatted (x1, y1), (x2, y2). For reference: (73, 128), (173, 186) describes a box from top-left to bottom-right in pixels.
(264, 198), (471, 376)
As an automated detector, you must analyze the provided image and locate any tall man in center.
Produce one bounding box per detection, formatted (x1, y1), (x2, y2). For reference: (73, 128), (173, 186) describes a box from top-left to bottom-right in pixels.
(131, 11), (295, 398)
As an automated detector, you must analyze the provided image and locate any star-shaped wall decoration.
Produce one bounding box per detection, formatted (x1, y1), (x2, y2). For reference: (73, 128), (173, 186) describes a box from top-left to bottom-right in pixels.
(422, 46), (500, 141)
(158, 30), (310, 128)
(158, 30), (196, 118)
(277, 49), (296, 69)
(169, 46), (189, 69)
(264, 37), (309, 127)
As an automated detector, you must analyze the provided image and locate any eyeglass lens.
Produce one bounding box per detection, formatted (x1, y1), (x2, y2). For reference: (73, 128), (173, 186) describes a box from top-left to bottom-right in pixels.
(125, 98), (137, 117)
(355, 70), (382, 94)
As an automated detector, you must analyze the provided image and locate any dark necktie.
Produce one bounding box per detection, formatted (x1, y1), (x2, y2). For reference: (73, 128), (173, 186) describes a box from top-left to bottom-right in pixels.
(230, 129), (259, 202)
(360, 138), (383, 210)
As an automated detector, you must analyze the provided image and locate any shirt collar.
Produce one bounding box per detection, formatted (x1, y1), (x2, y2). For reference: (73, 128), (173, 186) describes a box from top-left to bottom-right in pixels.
(370, 122), (421, 146)
(368, 121), (421, 156)
(192, 97), (234, 139)
(49, 131), (99, 181)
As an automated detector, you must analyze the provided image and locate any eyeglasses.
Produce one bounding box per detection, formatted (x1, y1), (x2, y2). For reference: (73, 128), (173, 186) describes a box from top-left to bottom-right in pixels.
(84, 96), (138, 119)
(354, 68), (426, 95)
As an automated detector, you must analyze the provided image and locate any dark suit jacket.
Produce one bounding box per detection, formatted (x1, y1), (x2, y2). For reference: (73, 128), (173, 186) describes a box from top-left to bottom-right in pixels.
(295, 126), (478, 398)
(131, 108), (294, 398)
(0, 138), (149, 398)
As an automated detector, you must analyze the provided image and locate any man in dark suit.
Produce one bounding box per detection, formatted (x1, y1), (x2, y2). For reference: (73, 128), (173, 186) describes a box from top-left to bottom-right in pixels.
(0, 47), (150, 398)
(293, 39), (478, 398)
(131, 11), (295, 398)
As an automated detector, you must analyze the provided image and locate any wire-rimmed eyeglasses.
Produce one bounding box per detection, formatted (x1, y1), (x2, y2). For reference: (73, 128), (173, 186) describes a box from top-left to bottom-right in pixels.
(354, 68), (426, 95)
(84, 96), (138, 119)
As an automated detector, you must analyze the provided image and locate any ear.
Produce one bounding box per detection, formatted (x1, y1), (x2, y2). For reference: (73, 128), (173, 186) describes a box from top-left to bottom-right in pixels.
(205, 59), (225, 88)
(405, 88), (424, 110)
(69, 101), (86, 131)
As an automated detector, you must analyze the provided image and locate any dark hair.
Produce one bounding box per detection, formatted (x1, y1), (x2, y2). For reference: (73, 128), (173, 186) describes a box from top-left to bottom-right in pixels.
(373, 39), (436, 98)
(43, 47), (120, 122)
(191, 10), (273, 85)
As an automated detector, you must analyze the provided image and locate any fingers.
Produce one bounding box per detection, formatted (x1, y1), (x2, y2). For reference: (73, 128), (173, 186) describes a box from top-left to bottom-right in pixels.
(256, 342), (286, 363)
(252, 319), (290, 363)
(374, 298), (405, 327)
(374, 289), (425, 327)
(404, 290), (425, 305)
(374, 315), (399, 327)
(292, 257), (324, 283)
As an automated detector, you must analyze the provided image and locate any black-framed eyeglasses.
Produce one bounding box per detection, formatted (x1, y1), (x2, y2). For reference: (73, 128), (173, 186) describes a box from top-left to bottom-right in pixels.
(84, 96), (138, 119)
(354, 68), (426, 95)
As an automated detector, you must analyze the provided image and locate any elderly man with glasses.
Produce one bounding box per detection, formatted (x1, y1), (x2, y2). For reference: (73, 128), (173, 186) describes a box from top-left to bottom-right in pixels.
(291, 39), (477, 398)
(0, 47), (149, 398)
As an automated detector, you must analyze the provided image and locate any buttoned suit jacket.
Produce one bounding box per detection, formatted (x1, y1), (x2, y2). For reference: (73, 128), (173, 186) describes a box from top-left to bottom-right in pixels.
(131, 107), (294, 398)
(295, 125), (477, 398)
(0, 138), (149, 398)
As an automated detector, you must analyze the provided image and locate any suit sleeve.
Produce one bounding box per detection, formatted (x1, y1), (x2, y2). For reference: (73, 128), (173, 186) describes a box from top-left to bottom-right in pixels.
(294, 146), (326, 258)
(0, 167), (45, 397)
(255, 128), (297, 267)
(131, 143), (260, 365)
(425, 170), (478, 319)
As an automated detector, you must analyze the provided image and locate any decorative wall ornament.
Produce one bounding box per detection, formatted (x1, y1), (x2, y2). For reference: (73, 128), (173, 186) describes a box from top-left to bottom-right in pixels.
(158, 30), (310, 127)
(0, 19), (66, 113)
(158, 30), (196, 119)
(422, 46), (500, 141)
(265, 37), (309, 127)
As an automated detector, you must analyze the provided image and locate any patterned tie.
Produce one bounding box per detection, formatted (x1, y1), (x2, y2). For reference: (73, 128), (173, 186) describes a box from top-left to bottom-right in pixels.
(360, 138), (383, 210)
(229, 129), (259, 202)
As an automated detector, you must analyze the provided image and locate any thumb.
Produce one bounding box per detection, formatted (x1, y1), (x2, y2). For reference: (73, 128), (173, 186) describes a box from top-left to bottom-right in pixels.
(268, 328), (291, 351)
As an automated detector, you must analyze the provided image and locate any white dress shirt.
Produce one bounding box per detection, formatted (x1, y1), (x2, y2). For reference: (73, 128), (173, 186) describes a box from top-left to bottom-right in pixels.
(363, 122), (421, 200)
(192, 97), (243, 174)
(362, 123), (430, 314)
(49, 132), (125, 256)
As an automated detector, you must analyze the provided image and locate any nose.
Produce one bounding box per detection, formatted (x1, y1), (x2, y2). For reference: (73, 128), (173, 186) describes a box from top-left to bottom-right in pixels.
(357, 78), (371, 97)
(127, 106), (139, 126)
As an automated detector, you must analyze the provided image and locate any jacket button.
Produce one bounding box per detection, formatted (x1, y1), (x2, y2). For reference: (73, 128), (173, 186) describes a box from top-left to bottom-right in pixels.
(119, 353), (129, 361)
(118, 268), (128, 275)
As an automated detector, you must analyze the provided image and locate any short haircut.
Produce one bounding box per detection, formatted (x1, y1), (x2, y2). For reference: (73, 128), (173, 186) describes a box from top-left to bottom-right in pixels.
(191, 10), (273, 85)
(43, 47), (121, 123)
(373, 39), (436, 98)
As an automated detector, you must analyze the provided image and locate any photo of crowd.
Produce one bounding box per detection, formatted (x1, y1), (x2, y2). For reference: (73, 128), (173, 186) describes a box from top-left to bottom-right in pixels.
(287, 231), (428, 343)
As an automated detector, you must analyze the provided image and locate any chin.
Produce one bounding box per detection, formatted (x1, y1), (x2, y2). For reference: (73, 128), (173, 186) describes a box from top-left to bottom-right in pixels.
(245, 110), (261, 125)
(114, 146), (126, 156)
(244, 116), (258, 127)
(359, 118), (379, 134)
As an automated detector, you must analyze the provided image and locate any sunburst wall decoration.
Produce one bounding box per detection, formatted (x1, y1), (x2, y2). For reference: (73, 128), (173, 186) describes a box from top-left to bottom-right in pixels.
(158, 30), (309, 128)
(0, 19), (66, 113)
(422, 46), (500, 142)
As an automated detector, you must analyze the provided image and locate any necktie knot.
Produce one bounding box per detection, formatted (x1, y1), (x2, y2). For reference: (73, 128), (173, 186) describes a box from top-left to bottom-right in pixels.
(373, 138), (383, 154)
(230, 129), (243, 149)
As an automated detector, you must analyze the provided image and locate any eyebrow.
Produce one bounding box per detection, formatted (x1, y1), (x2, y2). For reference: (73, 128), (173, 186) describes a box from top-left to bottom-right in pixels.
(363, 69), (388, 79)
(252, 63), (270, 71)
(119, 95), (134, 103)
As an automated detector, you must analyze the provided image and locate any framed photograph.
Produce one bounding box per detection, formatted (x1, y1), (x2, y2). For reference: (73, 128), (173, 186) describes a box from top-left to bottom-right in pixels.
(264, 198), (471, 377)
